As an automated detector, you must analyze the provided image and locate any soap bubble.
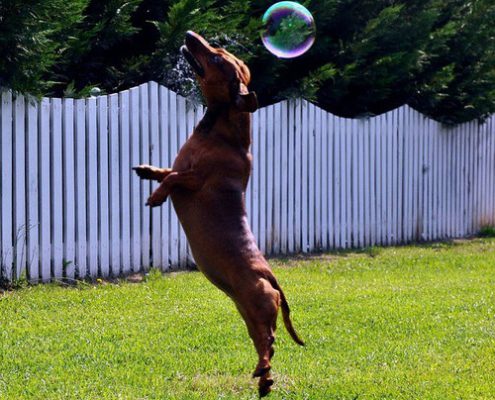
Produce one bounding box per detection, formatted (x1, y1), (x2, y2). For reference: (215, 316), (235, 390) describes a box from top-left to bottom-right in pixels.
(261, 1), (316, 59)
(89, 87), (101, 97)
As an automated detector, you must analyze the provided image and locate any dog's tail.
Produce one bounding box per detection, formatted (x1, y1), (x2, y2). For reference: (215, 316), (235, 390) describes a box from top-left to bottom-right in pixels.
(266, 274), (305, 346)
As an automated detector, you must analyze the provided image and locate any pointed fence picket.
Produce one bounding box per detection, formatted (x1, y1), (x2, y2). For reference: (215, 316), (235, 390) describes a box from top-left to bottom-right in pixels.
(1, 83), (495, 282)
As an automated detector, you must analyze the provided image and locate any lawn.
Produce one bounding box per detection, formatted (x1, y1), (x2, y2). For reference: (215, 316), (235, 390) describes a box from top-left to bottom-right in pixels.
(1, 239), (494, 400)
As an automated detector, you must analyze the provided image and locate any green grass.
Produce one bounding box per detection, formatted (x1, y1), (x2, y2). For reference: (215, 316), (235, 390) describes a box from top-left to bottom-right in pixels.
(1, 239), (495, 400)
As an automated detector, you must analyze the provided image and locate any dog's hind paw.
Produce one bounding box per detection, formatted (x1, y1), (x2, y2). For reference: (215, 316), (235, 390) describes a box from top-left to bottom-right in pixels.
(258, 377), (274, 398)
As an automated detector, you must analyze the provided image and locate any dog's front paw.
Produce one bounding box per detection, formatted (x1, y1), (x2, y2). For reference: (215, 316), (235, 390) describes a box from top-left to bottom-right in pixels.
(133, 165), (158, 181)
(145, 192), (168, 207)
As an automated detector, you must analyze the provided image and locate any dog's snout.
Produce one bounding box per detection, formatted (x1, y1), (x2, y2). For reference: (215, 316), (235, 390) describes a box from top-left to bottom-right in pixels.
(184, 30), (207, 50)
(185, 31), (195, 46)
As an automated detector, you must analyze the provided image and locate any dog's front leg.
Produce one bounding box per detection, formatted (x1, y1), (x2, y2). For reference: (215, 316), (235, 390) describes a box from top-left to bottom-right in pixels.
(133, 165), (172, 182)
(146, 169), (204, 207)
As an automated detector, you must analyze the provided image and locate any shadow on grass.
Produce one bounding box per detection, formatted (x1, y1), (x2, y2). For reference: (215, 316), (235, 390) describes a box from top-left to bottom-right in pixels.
(269, 246), (382, 266)
(0, 270), (158, 293)
(268, 236), (493, 267)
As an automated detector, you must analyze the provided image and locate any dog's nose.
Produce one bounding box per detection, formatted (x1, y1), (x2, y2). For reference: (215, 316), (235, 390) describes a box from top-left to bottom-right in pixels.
(186, 30), (197, 40)
(185, 30), (200, 47)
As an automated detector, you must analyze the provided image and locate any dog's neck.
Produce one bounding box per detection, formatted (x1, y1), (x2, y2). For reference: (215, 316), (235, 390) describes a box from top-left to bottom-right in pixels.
(196, 104), (251, 150)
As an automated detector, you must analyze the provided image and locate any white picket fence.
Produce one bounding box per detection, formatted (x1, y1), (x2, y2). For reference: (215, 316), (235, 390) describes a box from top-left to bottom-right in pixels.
(1, 82), (494, 282)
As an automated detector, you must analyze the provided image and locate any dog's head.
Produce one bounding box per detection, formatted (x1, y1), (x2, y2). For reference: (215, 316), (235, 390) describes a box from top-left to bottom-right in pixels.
(181, 31), (258, 113)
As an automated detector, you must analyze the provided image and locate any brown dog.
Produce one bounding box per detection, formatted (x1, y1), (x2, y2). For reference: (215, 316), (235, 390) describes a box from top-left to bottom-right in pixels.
(133, 31), (304, 397)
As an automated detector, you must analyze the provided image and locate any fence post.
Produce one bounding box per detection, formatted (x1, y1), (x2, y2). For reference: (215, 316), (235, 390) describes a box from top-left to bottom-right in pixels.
(1, 85), (495, 282)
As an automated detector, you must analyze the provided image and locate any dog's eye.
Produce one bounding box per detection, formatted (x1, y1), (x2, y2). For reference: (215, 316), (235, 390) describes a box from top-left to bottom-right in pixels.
(212, 55), (222, 64)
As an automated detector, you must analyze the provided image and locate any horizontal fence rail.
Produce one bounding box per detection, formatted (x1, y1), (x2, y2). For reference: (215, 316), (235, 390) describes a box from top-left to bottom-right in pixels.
(1, 82), (494, 282)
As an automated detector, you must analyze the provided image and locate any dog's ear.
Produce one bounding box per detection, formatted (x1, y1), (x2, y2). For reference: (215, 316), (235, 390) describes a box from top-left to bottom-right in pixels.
(231, 81), (258, 113)
(235, 91), (258, 113)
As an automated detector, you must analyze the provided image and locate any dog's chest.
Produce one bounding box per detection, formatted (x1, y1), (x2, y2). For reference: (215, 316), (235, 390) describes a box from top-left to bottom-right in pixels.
(173, 136), (252, 180)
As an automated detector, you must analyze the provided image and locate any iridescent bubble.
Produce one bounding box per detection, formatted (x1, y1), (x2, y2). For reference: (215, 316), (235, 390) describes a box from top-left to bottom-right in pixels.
(261, 1), (316, 59)
(89, 87), (102, 97)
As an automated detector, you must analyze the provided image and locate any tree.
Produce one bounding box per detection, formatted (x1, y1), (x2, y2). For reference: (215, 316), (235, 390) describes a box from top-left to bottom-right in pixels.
(410, 0), (495, 123)
(0, 0), (88, 94)
(46, 0), (142, 96)
(1, 0), (494, 124)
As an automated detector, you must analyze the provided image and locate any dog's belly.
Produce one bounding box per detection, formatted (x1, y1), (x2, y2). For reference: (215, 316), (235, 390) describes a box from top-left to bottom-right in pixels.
(170, 188), (264, 295)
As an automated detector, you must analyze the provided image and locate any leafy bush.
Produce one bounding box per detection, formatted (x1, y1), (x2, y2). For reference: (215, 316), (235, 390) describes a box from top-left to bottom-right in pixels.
(1, 0), (494, 123)
(479, 226), (495, 238)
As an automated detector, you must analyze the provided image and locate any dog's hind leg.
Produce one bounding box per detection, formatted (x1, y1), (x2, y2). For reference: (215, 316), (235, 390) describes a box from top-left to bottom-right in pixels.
(235, 301), (276, 398)
(235, 280), (280, 379)
(250, 293), (278, 398)
(252, 318), (279, 376)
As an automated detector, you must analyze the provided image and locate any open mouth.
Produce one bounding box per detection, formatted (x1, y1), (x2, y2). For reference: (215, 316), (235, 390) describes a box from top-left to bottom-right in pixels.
(180, 45), (205, 78)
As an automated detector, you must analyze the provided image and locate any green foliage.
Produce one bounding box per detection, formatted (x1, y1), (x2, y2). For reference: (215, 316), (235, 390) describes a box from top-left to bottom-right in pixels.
(1, 239), (495, 398)
(411, 0), (495, 123)
(142, 0), (253, 97)
(0, 0), (88, 95)
(0, 0), (494, 123)
(48, 0), (142, 96)
(479, 225), (495, 238)
(278, 63), (337, 101)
